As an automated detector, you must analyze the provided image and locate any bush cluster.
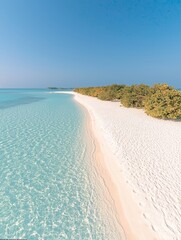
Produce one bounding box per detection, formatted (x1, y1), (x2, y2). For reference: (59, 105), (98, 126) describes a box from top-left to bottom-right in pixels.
(75, 84), (126, 101)
(74, 86), (103, 97)
(144, 84), (181, 119)
(120, 84), (152, 108)
(74, 84), (181, 119)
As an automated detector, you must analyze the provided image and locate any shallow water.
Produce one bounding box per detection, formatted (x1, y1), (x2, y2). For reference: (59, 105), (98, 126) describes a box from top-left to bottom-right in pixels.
(0, 89), (122, 239)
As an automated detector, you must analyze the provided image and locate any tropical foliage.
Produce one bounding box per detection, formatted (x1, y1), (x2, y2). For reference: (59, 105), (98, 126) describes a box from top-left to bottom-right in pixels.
(75, 86), (103, 97)
(97, 84), (125, 101)
(74, 83), (181, 119)
(144, 84), (181, 119)
(75, 84), (126, 101)
(120, 84), (152, 108)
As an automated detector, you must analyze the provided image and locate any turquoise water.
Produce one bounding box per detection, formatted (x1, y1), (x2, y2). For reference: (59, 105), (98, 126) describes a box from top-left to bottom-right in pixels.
(0, 89), (122, 240)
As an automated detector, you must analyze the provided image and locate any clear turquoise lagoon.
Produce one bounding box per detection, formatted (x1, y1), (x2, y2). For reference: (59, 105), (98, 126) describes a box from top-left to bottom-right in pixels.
(0, 89), (122, 240)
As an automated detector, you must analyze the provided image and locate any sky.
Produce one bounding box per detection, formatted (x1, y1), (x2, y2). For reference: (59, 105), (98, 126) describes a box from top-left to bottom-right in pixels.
(0, 0), (181, 88)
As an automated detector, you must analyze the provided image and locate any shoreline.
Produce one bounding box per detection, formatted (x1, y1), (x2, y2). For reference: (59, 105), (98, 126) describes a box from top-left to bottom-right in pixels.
(77, 99), (126, 239)
(56, 91), (181, 239)
(74, 93), (158, 240)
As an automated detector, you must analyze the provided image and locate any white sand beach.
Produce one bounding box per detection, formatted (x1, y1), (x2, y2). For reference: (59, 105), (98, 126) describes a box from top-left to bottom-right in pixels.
(73, 92), (181, 240)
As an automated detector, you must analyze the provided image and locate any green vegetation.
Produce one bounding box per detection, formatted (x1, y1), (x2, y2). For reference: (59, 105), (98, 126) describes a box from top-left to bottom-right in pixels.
(75, 84), (126, 100)
(48, 87), (59, 90)
(144, 84), (181, 119)
(75, 83), (181, 120)
(120, 84), (152, 108)
(48, 87), (73, 90)
(98, 84), (125, 101)
(75, 86), (104, 97)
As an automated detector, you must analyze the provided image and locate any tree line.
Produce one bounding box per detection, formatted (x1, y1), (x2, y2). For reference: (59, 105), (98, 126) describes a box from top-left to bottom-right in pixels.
(74, 84), (181, 119)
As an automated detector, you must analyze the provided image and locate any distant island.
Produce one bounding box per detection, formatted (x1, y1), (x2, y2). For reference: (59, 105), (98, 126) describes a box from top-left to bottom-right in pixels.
(75, 83), (181, 120)
(48, 87), (74, 91)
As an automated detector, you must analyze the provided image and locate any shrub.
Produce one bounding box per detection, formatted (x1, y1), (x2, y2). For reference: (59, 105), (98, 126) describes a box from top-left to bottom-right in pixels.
(120, 84), (152, 108)
(75, 83), (181, 120)
(144, 85), (181, 119)
(75, 87), (104, 97)
(98, 84), (125, 101)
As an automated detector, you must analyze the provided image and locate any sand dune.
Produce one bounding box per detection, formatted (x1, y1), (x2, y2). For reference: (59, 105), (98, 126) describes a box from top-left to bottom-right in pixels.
(74, 93), (181, 240)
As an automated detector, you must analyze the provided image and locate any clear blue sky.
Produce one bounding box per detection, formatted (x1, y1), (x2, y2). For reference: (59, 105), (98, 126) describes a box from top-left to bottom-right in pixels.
(0, 0), (181, 88)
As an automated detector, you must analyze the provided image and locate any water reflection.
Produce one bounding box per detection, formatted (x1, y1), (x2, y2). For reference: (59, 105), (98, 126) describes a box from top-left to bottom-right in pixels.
(0, 96), (45, 109)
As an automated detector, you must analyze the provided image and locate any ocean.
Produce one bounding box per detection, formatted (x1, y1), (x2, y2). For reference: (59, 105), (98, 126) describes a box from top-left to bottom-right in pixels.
(0, 89), (122, 240)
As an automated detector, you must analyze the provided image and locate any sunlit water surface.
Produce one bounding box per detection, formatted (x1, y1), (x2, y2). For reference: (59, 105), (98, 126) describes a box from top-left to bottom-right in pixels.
(0, 89), (122, 240)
